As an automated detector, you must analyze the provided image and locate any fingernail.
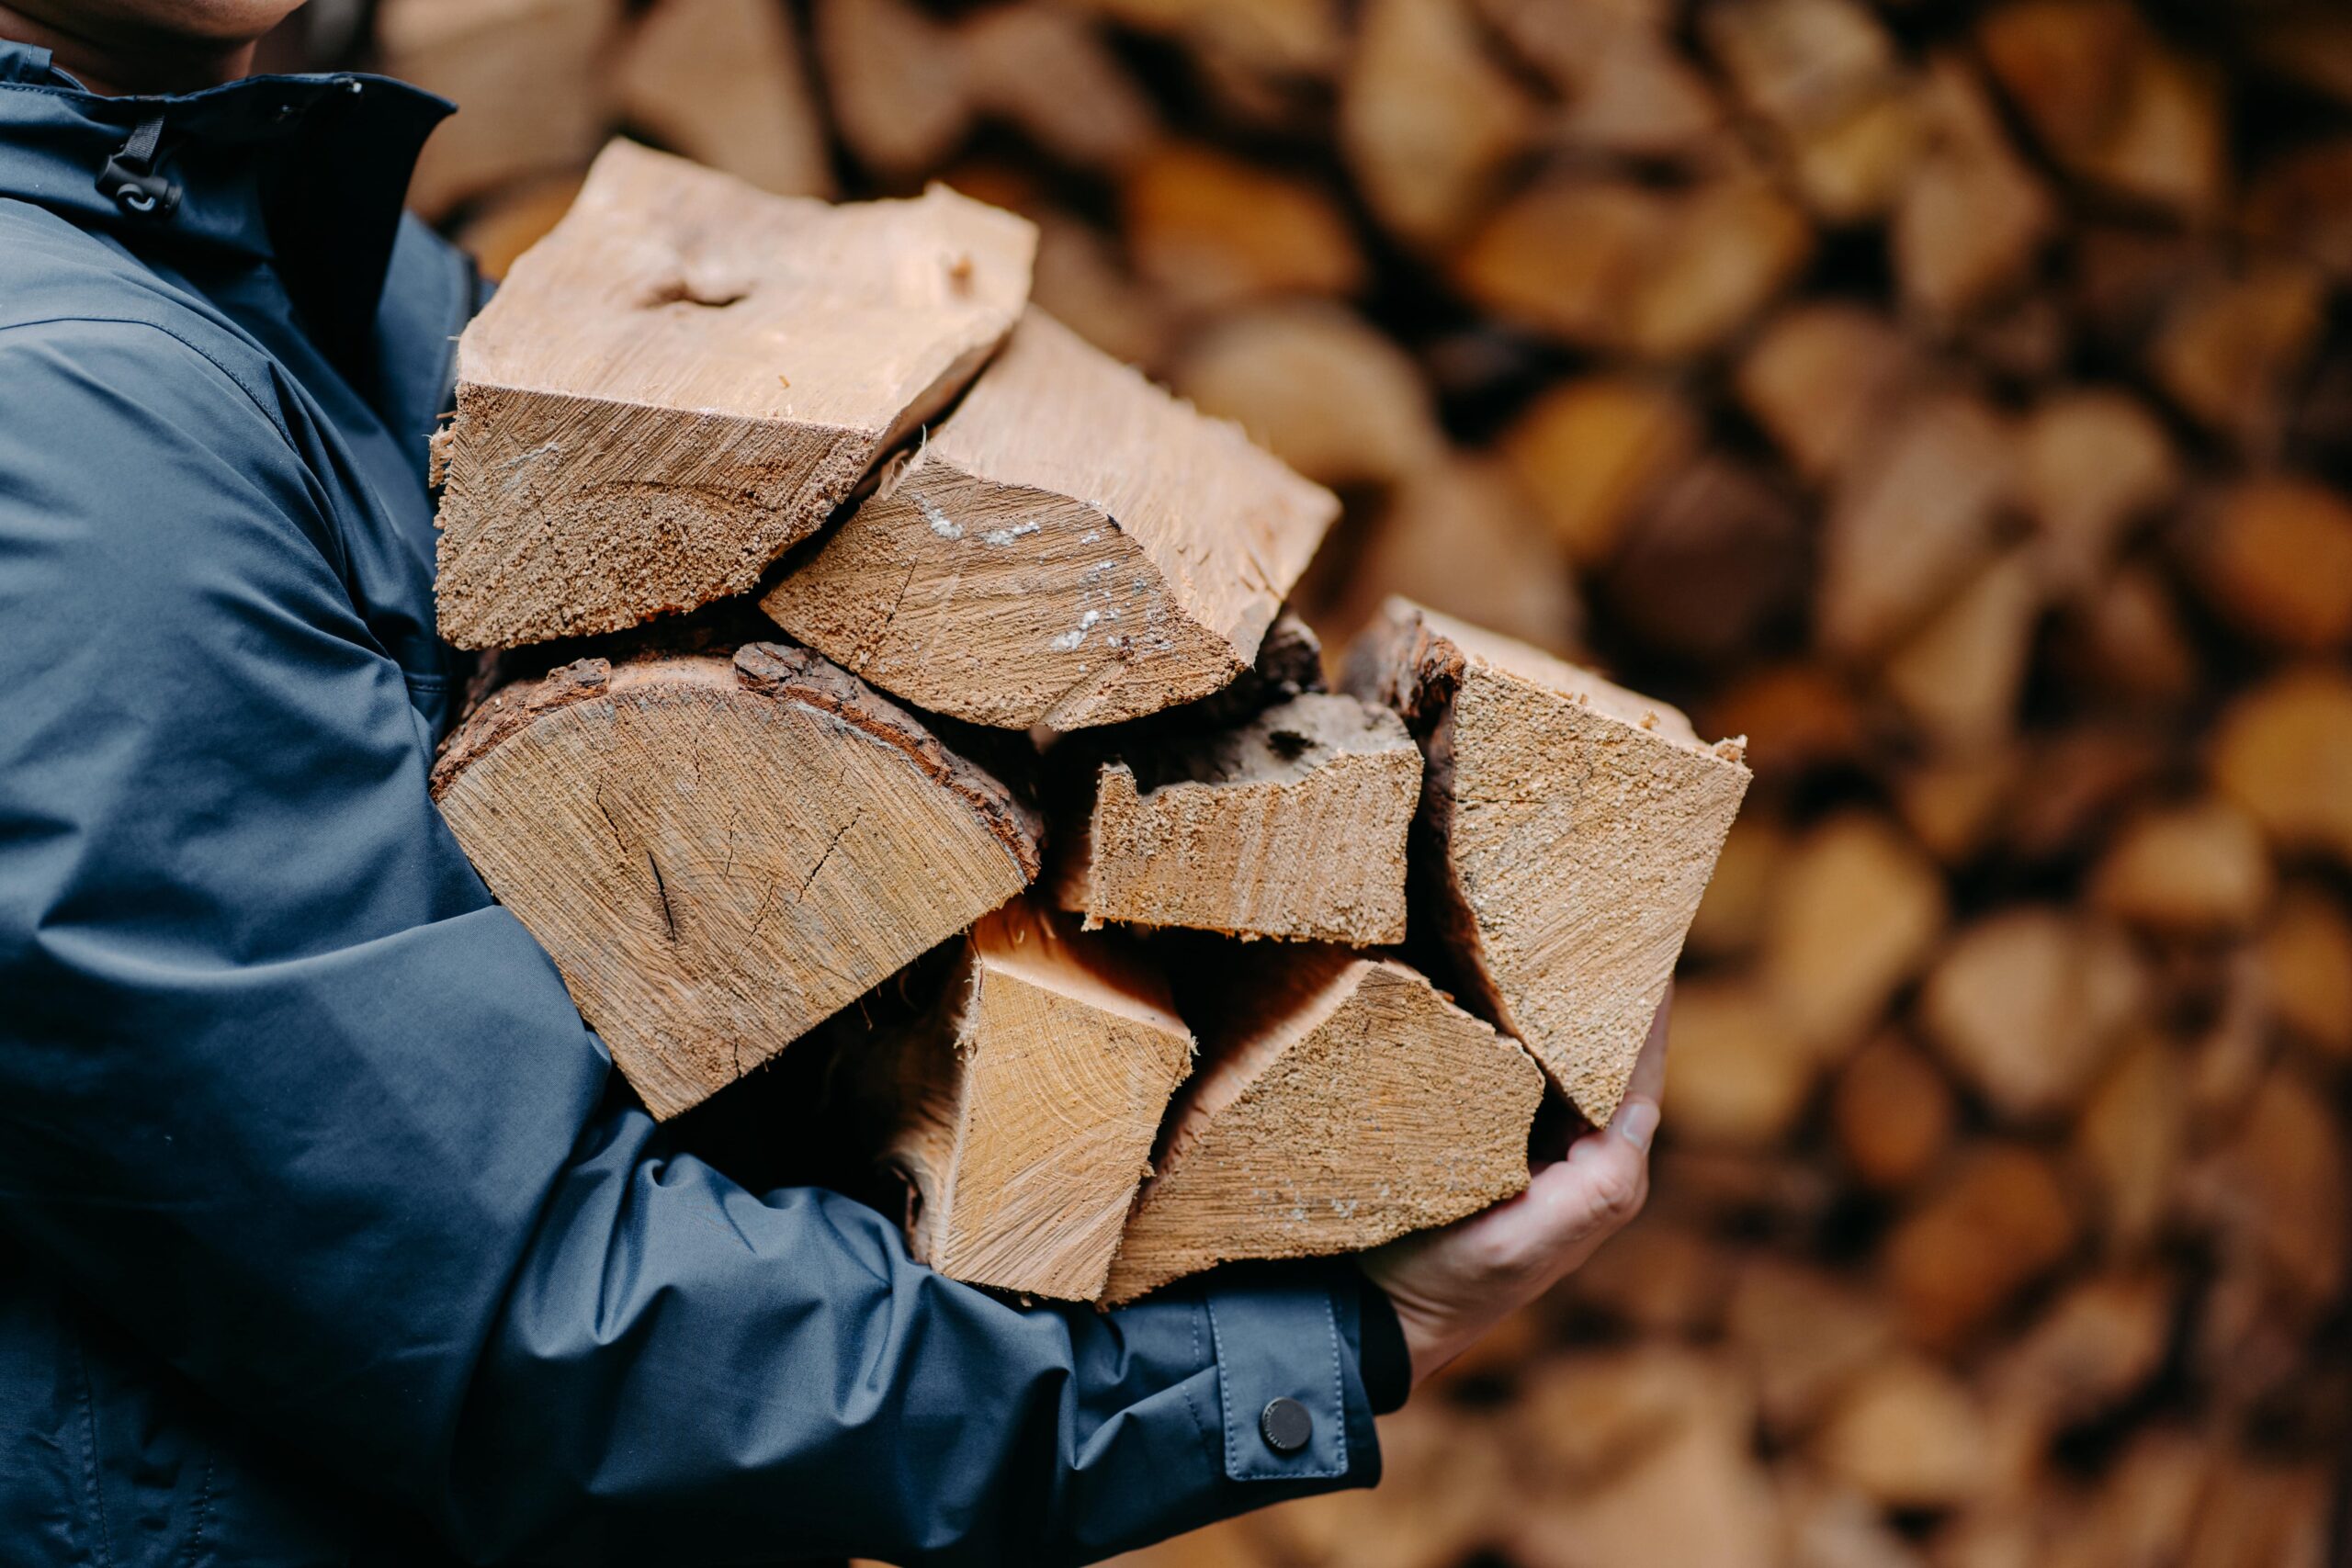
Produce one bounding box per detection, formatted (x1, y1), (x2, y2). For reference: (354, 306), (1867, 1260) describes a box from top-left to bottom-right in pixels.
(1616, 1098), (1659, 1153)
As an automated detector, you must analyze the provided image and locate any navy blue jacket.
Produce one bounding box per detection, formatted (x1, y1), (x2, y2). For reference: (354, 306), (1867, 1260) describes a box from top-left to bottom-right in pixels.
(0, 46), (1394, 1565)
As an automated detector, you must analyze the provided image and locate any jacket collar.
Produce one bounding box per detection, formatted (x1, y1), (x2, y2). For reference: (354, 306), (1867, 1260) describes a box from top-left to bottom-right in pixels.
(0, 40), (452, 367)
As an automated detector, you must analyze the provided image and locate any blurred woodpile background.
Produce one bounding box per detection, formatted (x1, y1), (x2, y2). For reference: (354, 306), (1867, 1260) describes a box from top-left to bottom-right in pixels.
(341, 0), (2352, 1561)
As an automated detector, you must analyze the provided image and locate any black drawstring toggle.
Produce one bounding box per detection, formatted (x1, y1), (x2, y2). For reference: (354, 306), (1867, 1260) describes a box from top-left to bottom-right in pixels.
(99, 116), (179, 219)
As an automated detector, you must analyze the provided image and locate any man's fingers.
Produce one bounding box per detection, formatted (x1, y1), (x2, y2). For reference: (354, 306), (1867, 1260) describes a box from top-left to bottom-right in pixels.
(1521, 1126), (1648, 1248)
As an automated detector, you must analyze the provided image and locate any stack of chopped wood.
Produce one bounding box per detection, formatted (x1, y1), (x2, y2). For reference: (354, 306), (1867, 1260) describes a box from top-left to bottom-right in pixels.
(424, 138), (1747, 1308)
(369, 0), (2352, 1560)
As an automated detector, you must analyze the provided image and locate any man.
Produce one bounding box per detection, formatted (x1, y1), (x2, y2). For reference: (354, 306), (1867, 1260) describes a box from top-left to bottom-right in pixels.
(0, 3), (1667, 1562)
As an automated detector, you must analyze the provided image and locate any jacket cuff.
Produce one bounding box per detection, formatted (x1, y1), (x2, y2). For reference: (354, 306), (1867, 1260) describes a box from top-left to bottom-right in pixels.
(1198, 1262), (1382, 1488)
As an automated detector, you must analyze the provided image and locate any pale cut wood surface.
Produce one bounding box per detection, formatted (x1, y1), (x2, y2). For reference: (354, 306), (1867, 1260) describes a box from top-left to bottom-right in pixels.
(870, 899), (1193, 1301)
(1346, 598), (1751, 1124)
(434, 141), (1035, 649)
(1100, 946), (1543, 1304)
(430, 643), (1040, 1120)
(762, 310), (1337, 729)
(379, 0), (620, 220)
(613, 0), (833, 198)
(1055, 692), (1420, 944)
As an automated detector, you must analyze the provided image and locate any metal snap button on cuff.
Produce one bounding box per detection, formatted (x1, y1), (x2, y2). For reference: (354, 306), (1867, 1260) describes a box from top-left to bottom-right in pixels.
(1259, 1396), (1312, 1455)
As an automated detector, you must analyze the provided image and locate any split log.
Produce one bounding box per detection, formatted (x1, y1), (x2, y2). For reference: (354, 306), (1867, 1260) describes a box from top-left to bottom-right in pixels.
(1892, 55), (2055, 324)
(429, 643), (1041, 1120)
(1325, 455), (1584, 657)
(2187, 478), (2352, 652)
(2146, 260), (2327, 458)
(1919, 907), (2148, 1123)
(1817, 391), (2016, 659)
(1700, 663), (1869, 782)
(1600, 455), (1809, 664)
(2009, 724), (2168, 862)
(1699, 0), (1917, 221)
(1984, 1269), (2175, 1430)
(378, 0), (621, 220)
(2018, 389), (2177, 592)
(1812, 1356), (1994, 1511)
(1661, 979), (1817, 1148)
(2257, 885), (2352, 1061)
(2089, 797), (2276, 936)
(2182, 1065), (2349, 1314)
(1024, 209), (1175, 368)
(1686, 814), (1790, 962)
(1346, 600), (1751, 1122)
(1164, 300), (1445, 489)
(1338, 0), (1539, 251)
(613, 0), (832, 198)
(433, 141), (1035, 649)
(1734, 304), (1918, 488)
(2243, 139), (2352, 282)
(1894, 749), (2019, 866)
(1476, 0), (1723, 161)
(1453, 174), (1813, 360)
(1833, 1034), (1957, 1197)
(1053, 693), (1420, 943)
(1498, 375), (1701, 566)
(2053, 564), (2203, 711)
(810, 0), (967, 180)
(1976, 0), (2226, 217)
(956, 4), (1160, 173)
(1512, 1387), (1779, 1568)
(1724, 1258), (1895, 1438)
(1878, 547), (2043, 749)
(1560, 1219), (1735, 1337)
(1100, 946), (1543, 1303)
(762, 310), (1336, 729)
(857, 898), (1194, 1300)
(1757, 813), (1949, 1058)
(2209, 667), (2352, 866)
(1122, 145), (1363, 314)
(1885, 1144), (2079, 1350)
(2073, 1029), (2187, 1254)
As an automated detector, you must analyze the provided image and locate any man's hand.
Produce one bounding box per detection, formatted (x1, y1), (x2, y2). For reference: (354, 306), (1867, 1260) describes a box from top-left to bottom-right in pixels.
(1360, 992), (1668, 1387)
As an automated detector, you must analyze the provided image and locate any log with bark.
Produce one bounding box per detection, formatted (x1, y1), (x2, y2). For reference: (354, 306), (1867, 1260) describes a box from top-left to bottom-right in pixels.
(430, 642), (1041, 1119)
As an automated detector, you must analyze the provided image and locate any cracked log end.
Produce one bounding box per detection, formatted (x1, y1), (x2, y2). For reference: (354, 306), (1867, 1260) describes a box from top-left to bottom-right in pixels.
(431, 641), (1042, 1119)
(1099, 946), (1544, 1305)
(854, 897), (1197, 1301)
(1345, 596), (1753, 1126)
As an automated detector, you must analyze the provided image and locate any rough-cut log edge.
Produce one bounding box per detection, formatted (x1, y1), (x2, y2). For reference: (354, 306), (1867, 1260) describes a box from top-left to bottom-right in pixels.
(430, 641), (1043, 879)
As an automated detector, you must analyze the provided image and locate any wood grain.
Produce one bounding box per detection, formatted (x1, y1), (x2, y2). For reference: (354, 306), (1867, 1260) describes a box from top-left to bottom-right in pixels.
(434, 141), (1034, 649)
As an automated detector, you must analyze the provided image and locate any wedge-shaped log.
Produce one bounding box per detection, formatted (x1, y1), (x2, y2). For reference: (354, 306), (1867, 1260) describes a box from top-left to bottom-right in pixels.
(434, 141), (1035, 649)
(862, 899), (1194, 1300)
(1347, 600), (1751, 1125)
(1055, 693), (1420, 944)
(761, 310), (1337, 729)
(431, 643), (1041, 1119)
(1101, 946), (1542, 1304)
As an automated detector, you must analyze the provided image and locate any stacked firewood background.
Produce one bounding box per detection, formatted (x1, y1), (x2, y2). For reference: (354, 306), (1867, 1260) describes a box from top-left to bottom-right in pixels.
(339, 0), (2352, 1562)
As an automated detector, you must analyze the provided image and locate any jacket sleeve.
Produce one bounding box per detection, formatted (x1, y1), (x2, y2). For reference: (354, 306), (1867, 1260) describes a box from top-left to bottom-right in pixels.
(0, 316), (1382, 1566)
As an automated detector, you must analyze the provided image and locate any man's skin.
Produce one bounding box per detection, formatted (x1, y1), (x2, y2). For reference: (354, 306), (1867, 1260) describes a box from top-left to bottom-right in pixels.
(0, 0), (1666, 1396)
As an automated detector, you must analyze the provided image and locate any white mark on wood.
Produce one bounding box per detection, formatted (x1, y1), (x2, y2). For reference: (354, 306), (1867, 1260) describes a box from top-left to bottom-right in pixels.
(979, 521), (1041, 547)
(1049, 610), (1102, 651)
(916, 494), (963, 540)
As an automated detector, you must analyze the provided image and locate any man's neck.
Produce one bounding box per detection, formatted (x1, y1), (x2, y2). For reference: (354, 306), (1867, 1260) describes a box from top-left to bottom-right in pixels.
(0, 6), (256, 96)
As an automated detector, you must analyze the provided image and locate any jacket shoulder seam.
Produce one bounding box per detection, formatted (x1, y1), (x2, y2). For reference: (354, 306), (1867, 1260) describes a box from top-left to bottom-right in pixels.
(0, 312), (295, 454)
